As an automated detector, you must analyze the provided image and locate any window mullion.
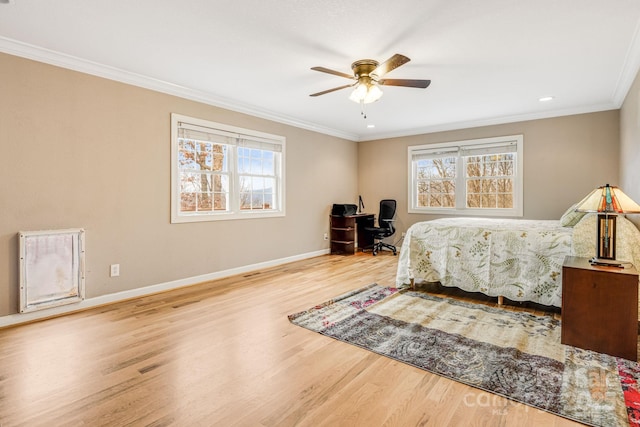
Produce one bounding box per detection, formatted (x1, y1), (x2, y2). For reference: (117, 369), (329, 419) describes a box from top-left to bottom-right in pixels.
(456, 155), (465, 209)
(275, 153), (281, 209)
(229, 140), (239, 214)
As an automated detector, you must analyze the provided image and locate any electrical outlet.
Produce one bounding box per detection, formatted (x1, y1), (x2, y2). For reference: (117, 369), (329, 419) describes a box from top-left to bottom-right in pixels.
(110, 264), (120, 277)
(323, 232), (329, 241)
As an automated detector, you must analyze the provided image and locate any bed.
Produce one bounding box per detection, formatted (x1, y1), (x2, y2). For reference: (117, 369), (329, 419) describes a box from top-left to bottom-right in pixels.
(395, 212), (640, 308)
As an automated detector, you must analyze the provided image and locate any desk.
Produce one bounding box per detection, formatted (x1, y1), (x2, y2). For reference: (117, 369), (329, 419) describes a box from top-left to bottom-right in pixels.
(561, 256), (638, 360)
(330, 214), (375, 255)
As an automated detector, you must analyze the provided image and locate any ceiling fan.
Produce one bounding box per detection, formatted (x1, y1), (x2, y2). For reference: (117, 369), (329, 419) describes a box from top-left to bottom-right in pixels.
(309, 53), (431, 105)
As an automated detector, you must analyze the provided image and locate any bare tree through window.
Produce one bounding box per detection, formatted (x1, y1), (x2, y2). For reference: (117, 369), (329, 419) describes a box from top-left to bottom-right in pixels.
(410, 135), (522, 215)
(416, 157), (456, 208)
(465, 153), (514, 209)
(172, 114), (285, 223)
(178, 140), (228, 212)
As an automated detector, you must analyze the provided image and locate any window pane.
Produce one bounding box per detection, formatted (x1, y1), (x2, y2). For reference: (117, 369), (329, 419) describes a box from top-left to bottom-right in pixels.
(252, 194), (264, 209)
(466, 179), (481, 194)
(179, 172), (229, 214)
(442, 193), (455, 207)
(263, 178), (275, 194)
(497, 161), (513, 176)
(197, 143), (213, 171)
(237, 148), (279, 211)
(482, 179), (496, 193)
(498, 193), (513, 208)
(481, 194), (497, 208)
(415, 157), (456, 208)
(179, 140), (195, 151)
(240, 175), (273, 210)
(197, 193), (213, 211)
(497, 178), (513, 192)
(213, 152), (227, 173)
(250, 157), (262, 174)
(180, 172), (200, 192)
(238, 157), (248, 174)
(264, 193), (273, 209)
(179, 149), (198, 170)
(263, 154), (274, 174)
(214, 193), (227, 210)
(417, 179), (455, 208)
(464, 153), (516, 210)
(179, 141), (228, 174)
(214, 174), (229, 193)
(181, 193), (196, 212)
(239, 176), (249, 193)
(196, 174), (212, 193)
(252, 176), (264, 190)
(467, 193), (480, 208)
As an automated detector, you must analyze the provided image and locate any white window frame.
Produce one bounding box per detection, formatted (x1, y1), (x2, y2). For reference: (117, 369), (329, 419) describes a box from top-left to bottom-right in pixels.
(408, 135), (523, 217)
(171, 113), (285, 223)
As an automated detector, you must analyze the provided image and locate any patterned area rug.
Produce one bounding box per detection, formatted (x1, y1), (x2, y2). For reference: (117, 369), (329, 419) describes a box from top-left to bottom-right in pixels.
(288, 284), (640, 427)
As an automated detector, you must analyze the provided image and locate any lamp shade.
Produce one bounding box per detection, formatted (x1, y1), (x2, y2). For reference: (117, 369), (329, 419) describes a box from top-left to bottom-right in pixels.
(574, 184), (640, 214)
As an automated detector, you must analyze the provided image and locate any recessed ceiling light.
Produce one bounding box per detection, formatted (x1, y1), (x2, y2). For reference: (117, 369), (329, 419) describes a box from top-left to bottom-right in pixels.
(367, 124), (375, 128)
(539, 96), (555, 102)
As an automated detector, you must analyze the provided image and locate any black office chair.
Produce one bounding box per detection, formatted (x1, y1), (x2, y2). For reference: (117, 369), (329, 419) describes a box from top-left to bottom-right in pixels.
(365, 199), (397, 256)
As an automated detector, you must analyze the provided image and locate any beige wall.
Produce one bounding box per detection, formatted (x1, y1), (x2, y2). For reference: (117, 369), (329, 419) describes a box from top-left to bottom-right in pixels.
(620, 68), (640, 228)
(0, 53), (358, 316)
(358, 111), (621, 236)
(1, 49), (632, 319)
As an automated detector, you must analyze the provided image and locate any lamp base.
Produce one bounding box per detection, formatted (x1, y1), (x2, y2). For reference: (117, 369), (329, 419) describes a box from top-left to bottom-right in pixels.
(588, 257), (624, 268)
(596, 214), (616, 260)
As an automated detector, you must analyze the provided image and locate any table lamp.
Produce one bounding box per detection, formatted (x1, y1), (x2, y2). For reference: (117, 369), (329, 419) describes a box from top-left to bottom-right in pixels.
(574, 184), (640, 266)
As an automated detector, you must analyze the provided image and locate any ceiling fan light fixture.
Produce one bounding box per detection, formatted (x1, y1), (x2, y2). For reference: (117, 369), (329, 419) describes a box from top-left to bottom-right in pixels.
(349, 81), (383, 104)
(310, 54), (428, 108)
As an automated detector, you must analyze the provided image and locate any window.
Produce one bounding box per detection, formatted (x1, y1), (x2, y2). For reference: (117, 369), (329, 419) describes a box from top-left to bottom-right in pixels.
(408, 135), (523, 217)
(171, 114), (285, 223)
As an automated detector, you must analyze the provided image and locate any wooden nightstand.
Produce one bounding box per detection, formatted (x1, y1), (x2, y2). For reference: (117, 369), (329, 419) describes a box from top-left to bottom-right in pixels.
(561, 256), (639, 360)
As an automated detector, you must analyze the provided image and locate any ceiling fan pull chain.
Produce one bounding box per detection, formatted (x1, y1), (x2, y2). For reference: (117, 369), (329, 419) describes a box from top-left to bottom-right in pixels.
(361, 100), (367, 119)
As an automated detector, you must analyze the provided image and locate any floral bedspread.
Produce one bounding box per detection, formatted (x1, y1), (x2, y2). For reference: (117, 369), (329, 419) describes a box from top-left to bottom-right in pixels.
(395, 215), (640, 308)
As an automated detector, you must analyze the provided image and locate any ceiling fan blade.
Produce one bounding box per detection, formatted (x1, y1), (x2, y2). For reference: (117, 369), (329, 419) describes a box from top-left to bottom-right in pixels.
(310, 66), (354, 80)
(309, 83), (355, 97)
(378, 79), (431, 88)
(372, 54), (410, 77)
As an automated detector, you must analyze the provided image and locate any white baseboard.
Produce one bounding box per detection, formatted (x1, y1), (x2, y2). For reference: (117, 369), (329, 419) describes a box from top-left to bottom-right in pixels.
(0, 248), (330, 329)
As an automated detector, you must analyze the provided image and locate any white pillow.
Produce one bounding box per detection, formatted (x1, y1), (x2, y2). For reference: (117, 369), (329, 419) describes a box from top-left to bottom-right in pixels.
(560, 203), (587, 227)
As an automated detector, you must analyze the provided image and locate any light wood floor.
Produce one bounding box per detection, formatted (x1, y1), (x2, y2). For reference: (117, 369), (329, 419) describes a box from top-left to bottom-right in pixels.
(0, 252), (580, 427)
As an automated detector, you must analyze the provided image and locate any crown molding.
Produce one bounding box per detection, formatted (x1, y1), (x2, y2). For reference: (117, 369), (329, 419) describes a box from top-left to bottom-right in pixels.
(2, 34), (637, 144)
(360, 102), (619, 142)
(613, 18), (640, 106)
(0, 36), (360, 141)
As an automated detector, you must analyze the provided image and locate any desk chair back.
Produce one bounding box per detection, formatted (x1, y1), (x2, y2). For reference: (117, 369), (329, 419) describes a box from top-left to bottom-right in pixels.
(378, 199), (397, 236)
(364, 199), (398, 255)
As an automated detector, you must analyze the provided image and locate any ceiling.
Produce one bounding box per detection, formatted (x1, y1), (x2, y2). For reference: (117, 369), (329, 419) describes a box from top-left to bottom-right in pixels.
(1, 1), (640, 141)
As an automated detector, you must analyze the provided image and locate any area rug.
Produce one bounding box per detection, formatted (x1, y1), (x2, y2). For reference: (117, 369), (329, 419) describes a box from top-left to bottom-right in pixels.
(288, 284), (640, 427)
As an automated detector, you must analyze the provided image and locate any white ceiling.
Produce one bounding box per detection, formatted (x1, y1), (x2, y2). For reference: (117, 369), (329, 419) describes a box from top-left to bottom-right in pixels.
(1, 0), (640, 141)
